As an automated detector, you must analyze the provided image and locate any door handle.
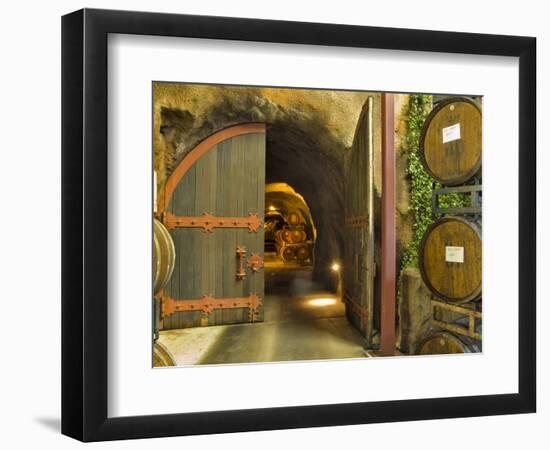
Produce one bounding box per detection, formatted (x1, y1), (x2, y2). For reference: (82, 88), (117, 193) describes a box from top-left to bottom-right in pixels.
(236, 246), (247, 280)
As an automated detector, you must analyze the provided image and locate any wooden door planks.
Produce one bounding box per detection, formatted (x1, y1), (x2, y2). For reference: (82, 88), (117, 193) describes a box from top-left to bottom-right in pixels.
(161, 125), (265, 329)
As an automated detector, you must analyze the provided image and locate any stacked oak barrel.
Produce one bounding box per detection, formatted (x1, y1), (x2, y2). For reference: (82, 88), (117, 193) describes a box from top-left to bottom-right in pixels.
(416, 97), (483, 355)
(274, 211), (313, 264)
(152, 218), (177, 366)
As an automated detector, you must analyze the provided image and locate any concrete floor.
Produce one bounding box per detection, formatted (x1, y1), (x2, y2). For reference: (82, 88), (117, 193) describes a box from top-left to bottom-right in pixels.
(159, 255), (368, 365)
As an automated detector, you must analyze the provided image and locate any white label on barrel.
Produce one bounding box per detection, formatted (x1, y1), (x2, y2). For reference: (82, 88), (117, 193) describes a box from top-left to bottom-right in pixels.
(445, 246), (464, 263)
(442, 123), (461, 143)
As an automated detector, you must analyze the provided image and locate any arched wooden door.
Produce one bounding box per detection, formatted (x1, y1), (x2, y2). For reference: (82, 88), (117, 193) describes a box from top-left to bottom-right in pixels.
(158, 124), (266, 329)
(344, 97), (377, 347)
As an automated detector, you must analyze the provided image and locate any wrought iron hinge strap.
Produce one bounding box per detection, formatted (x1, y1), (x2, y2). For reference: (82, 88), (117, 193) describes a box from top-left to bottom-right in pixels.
(345, 215), (369, 228)
(163, 211), (262, 233)
(160, 293), (262, 321)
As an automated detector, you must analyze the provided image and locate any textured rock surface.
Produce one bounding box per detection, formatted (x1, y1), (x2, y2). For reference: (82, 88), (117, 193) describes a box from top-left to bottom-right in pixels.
(397, 267), (432, 354)
(153, 83), (412, 287)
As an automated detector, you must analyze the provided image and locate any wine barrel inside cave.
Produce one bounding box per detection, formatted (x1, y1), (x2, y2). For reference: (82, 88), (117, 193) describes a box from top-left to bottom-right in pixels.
(419, 97), (482, 186)
(419, 216), (481, 304)
(276, 229), (307, 244)
(287, 211), (301, 226)
(417, 331), (480, 355)
(290, 229), (307, 243)
(295, 243), (311, 262)
(153, 218), (176, 295)
(281, 245), (296, 261)
(276, 229), (292, 244)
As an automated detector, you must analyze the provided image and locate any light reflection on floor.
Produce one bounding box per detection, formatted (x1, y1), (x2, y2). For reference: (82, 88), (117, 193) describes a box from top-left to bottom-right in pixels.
(158, 255), (367, 366)
(307, 297), (337, 307)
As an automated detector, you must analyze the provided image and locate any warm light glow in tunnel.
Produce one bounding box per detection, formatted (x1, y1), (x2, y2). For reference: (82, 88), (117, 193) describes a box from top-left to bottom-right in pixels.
(307, 297), (338, 307)
(264, 183), (317, 241)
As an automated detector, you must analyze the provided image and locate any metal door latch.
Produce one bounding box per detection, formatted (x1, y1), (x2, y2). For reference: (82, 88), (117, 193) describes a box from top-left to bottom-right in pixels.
(236, 246), (247, 280)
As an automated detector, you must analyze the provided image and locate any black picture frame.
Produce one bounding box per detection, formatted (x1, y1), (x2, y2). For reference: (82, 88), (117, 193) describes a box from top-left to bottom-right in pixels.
(61, 8), (536, 442)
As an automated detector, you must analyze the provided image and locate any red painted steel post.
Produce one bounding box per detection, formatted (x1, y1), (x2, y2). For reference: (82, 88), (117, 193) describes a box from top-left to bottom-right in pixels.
(380, 93), (396, 356)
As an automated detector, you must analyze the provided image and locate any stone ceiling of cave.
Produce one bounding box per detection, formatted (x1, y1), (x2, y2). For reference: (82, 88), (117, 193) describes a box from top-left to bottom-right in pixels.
(153, 82), (375, 149)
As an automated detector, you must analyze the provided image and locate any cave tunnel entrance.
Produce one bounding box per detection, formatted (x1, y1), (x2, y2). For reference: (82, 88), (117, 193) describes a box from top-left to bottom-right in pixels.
(264, 120), (345, 293)
(261, 118), (348, 328)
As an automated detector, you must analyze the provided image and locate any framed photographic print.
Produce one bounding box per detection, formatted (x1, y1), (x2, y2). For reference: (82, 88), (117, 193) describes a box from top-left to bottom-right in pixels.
(61, 8), (536, 442)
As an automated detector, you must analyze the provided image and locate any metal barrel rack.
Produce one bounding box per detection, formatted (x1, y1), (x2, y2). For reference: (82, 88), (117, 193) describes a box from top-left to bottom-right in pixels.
(431, 180), (482, 220)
